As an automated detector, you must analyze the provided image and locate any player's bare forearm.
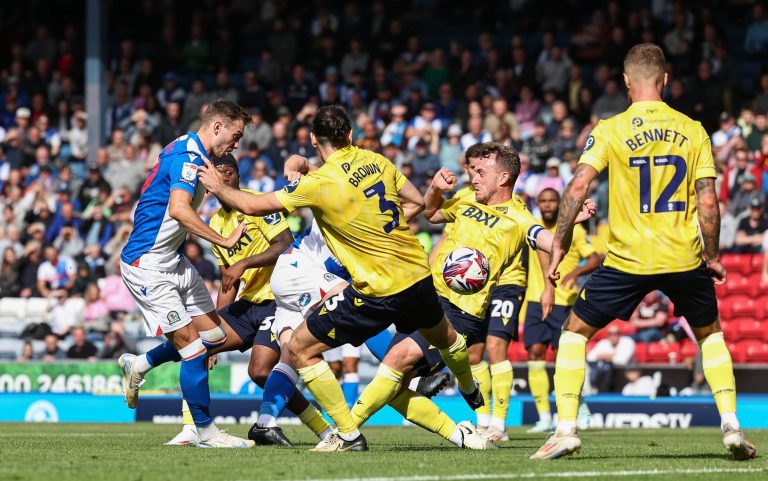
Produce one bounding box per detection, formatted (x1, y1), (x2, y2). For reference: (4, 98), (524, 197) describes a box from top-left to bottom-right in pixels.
(219, 187), (283, 217)
(397, 178), (425, 222)
(422, 184), (445, 222)
(536, 248), (551, 275)
(694, 178), (721, 262)
(238, 229), (293, 270)
(534, 228), (554, 254)
(554, 164), (595, 254)
(216, 275), (238, 309)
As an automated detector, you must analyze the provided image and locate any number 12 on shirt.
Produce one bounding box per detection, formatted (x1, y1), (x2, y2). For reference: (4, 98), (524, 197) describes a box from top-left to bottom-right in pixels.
(629, 154), (687, 214)
(364, 180), (400, 233)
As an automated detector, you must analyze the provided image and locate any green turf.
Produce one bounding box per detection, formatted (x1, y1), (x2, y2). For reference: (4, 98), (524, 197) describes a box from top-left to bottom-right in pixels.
(0, 424), (765, 481)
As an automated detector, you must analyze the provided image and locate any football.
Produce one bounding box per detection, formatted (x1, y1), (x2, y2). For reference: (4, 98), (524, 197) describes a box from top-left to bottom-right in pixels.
(442, 247), (491, 294)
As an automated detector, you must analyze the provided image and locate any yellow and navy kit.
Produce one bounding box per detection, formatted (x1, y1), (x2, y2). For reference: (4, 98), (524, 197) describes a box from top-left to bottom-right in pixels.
(274, 145), (430, 297)
(431, 196), (542, 319)
(579, 100), (716, 275)
(209, 189), (289, 304)
(527, 222), (595, 307)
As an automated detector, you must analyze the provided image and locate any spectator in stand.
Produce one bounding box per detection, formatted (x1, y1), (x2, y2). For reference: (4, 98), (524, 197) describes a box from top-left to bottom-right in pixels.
(67, 111), (87, 163)
(439, 124), (463, 175)
(587, 325), (636, 393)
(747, 113), (767, 153)
(406, 138), (440, 187)
(17, 340), (34, 362)
(241, 108), (272, 152)
(733, 197), (768, 254)
(730, 173), (763, 217)
(355, 120), (382, 153)
(516, 85), (541, 139)
(0, 245), (22, 297)
(79, 204), (114, 249)
(744, 4), (768, 59)
(37, 333), (65, 361)
(247, 160), (275, 193)
(155, 72), (185, 109)
(537, 45), (571, 95)
(720, 200), (738, 252)
(522, 120), (553, 174)
(99, 328), (129, 360)
(66, 326), (98, 361)
(17, 240), (42, 298)
(484, 98), (519, 142)
(720, 147), (762, 203)
(106, 128), (127, 164)
(536, 157), (566, 194)
(101, 258), (135, 316)
(381, 104), (409, 148)
(592, 79), (628, 119)
(53, 223), (84, 259)
(629, 291), (670, 343)
(36, 244), (76, 297)
(104, 144), (144, 192)
(621, 367), (657, 397)
(688, 61), (723, 132)
(460, 116), (491, 152)
(712, 112), (743, 154)
(45, 201), (80, 244)
(265, 120), (292, 176)
(153, 100), (184, 146)
(184, 240), (216, 282)
(83, 283), (110, 331)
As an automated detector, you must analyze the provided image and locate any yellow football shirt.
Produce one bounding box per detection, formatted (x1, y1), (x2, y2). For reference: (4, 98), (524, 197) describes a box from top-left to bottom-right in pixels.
(579, 100), (716, 275)
(443, 188), (528, 287)
(274, 145), (430, 297)
(431, 197), (541, 318)
(527, 222), (595, 307)
(209, 189), (289, 303)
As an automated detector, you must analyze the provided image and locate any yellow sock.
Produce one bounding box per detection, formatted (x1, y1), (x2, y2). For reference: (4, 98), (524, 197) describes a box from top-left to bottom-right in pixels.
(298, 361), (357, 435)
(351, 364), (404, 427)
(554, 331), (587, 422)
(181, 399), (194, 425)
(471, 361), (492, 422)
(297, 404), (331, 437)
(528, 360), (551, 418)
(490, 360), (513, 427)
(700, 332), (737, 415)
(389, 389), (457, 441)
(437, 334), (475, 393)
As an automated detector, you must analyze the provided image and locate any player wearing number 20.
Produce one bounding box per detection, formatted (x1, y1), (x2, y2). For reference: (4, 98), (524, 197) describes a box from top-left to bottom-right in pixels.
(197, 105), (482, 452)
(531, 43), (756, 461)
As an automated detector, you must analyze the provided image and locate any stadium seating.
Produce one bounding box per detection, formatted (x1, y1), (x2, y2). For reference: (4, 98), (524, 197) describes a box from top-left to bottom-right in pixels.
(645, 342), (682, 364)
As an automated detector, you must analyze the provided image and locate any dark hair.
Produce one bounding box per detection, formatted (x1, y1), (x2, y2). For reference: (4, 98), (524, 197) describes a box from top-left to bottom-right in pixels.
(480, 142), (521, 183)
(212, 153), (238, 171)
(312, 105), (352, 149)
(201, 99), (250, 127)
(465, 143), (485, 160)
(537, 187), (561, 200)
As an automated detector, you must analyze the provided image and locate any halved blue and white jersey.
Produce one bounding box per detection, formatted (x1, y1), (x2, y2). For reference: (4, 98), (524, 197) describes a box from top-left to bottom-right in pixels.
(121, 132), (208, 271)
(291, 219), (350, 281)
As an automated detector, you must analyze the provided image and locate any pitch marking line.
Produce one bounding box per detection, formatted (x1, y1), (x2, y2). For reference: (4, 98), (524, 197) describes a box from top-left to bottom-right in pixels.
(253, 467), (767, 481)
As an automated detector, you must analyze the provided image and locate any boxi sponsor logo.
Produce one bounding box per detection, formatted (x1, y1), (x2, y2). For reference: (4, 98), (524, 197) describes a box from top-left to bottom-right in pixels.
(590, 412), (693, 429)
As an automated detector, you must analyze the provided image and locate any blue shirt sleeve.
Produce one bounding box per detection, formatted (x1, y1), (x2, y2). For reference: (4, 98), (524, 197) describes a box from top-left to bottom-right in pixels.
(168, 153), (203, 196)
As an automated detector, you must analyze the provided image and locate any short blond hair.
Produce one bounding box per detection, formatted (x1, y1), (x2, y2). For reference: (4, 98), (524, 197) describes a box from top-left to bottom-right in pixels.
(624, 43), (665, 84)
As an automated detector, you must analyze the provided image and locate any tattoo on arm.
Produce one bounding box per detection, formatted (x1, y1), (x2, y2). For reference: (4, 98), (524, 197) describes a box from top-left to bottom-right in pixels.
(695, 178), (720, 261)
(554, 164), (591, 252)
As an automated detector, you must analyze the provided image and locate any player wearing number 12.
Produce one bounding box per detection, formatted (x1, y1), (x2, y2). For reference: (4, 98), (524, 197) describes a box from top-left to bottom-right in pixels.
(531, 43), (756, 460)
(197, 105), (482, 452)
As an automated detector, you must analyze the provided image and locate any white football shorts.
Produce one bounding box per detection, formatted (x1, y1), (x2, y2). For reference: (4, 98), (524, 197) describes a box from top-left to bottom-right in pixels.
(270, 247), (347, 344)
(121, 257), (215, 337)
(323, 344), (361, 362)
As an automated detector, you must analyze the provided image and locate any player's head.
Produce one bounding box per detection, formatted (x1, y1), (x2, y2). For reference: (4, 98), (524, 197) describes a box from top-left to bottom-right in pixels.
(463, 143), (485, 183)
(536, 188), (560, 223)
(471, 143), (520, 204)
(200, 99), (249, 158)
(311, 105), (352, 157)
(623, 43), (667, 98)
(212, 154), (240, 189)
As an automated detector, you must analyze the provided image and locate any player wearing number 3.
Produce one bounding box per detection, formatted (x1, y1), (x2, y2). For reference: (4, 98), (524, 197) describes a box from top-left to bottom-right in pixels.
(198, 105), (483, 452)
(531, 43), (756, 460)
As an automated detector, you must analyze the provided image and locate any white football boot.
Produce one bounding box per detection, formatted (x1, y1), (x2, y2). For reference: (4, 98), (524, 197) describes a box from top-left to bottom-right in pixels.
(165, 425), (200, 446)
(196, 430), (255, 449)
(722, 424), (757, 460)
(117, 353), (145, 409)
(529, 426), (581, 460)
(458, 421), (498, 449)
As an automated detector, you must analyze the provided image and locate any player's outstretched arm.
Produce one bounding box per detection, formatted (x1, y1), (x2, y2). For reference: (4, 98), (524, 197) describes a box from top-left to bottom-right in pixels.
(198, 158), (285, 216)
(220, 228), (294, 293)
(695, 177), (726, 285)
(284, 154), (320, 175)
(398, 177), (425, 222)
(423, 168), (457, 223)
(168, 189), (245, 249)
(549, 164), (598, 283)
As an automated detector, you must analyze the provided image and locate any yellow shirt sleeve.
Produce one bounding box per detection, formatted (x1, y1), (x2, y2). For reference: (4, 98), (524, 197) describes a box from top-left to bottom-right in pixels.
(440, 198), (461, 223)
(573, 225), (596, 259)
(578, 121), (610, 174)
(394, 167), (406, 191)
(694, 126), (717, 180)
(273, 174), (320, 212)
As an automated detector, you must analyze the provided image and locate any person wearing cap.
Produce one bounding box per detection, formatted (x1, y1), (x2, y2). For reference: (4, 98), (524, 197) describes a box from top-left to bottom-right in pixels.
(406, 137), (440, 187)
(535, 157), (566, 194)
(411, 102), (443, 138)
(439, 124), (463, 175)
(730, 171), (762, 216)
(711, 111), (742, 150)
(156, 72), (186, 109)
(733, 197), (768, 254)
(15, 107), (31, 131)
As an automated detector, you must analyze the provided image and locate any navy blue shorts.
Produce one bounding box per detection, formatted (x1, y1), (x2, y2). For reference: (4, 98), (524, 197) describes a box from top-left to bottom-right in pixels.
(306, 276), (444, 348)
(573, 262), (718, 329)
(486, 284), (525, 342)
(390, 296), (486, 378)
(523, 301), (571, 350)
(218, 299), (278, 353)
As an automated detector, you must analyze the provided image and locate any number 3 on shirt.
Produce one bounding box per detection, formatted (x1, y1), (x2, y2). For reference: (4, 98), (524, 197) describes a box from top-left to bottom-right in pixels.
(364, 181), (400, 233)
(629, 155), (687, 214)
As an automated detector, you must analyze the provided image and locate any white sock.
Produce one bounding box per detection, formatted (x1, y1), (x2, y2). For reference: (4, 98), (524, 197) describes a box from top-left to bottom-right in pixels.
(343, 373), (360, 383)
(476, 413), (491, 427)
(721, 412), (739, 431)
(337, 429), (360, 441)
(448, 426), (464, 447)
(197, 422), (219, 440)
(556, 421), (576, 434)
(182, 424), (198, 433)
(490, 417), (505, 431)
(257, 414), (277, 428)
(539, 411), (552, 424)
(408, 377), (421, 391)
(319, 427), (332, 440)
(133, 354), (152, 374)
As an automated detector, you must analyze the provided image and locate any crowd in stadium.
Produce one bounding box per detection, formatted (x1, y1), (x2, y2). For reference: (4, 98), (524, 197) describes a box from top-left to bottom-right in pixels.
(0, 1), (767, 381)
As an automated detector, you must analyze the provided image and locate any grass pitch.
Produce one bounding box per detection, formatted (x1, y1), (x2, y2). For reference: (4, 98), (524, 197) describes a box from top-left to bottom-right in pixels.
(0, 423), (765, 481)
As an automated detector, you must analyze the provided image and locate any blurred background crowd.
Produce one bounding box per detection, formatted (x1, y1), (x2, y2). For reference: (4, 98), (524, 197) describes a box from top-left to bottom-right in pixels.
(0, 1), (767, 381)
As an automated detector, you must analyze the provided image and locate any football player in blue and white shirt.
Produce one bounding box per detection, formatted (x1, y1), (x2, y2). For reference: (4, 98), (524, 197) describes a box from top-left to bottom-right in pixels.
(117, 100), (254, 448)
